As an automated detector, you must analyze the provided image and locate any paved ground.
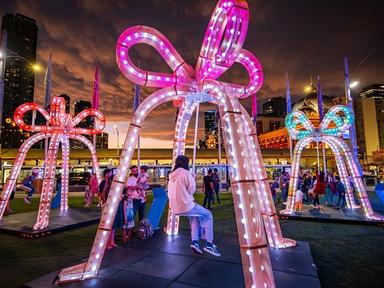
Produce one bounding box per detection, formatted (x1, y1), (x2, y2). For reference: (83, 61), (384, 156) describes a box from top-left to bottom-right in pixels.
(0, 208), (100, 237)
(24, 229), (320, 288)
(1, 193), (384, 288)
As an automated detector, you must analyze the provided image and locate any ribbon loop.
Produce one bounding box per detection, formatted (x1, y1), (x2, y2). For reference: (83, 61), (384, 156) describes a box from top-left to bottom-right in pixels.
(14, 102), (50, 132)
(14, 96), (106, 136)
(72, 109), (106, 135)
(116, 0), (263, 101)
(195, 0), (249, 81)
(285, 111), (315, 140)
(116, 26), (194, 88)
(231, 49), (264, 99)
(319, 105), (354, 137)
(286, 105), (354, 140)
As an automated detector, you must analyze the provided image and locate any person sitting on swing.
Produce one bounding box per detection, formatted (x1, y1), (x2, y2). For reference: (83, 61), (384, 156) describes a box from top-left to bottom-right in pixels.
(168, 155), (221, 257)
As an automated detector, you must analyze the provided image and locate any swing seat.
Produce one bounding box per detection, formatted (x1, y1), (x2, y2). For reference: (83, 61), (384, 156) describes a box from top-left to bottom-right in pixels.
(147, 187), (167, 229)
(375, 183), (384, 204)
(17, 185), (32, 193)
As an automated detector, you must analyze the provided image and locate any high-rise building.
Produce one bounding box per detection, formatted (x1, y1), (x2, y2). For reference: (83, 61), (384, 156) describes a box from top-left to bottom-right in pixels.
(96, 132), (108, 149)
(72, 100), (92, 149)
(354, 84), (384, 158)
(262, 97), (286, 117)
(74, 100), (92, 128)
(204, 110), (217, 135)
(204, 110), (218, 149)
(1, 14), (38, 148)
(60, 94), (70, 114)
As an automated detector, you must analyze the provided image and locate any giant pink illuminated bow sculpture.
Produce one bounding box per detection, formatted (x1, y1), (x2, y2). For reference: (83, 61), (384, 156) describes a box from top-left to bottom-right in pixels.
(59, 1), (294, 287)
(0, 96), (105, 229)
(281, 105), (384, 221)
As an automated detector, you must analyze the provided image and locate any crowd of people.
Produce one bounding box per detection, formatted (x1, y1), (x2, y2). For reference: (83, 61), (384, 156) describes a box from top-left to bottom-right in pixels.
(7, 162), (358, 257)
(87, 165), (150, 249)
(202, 168), (221, 210)
(270, 170), (350, 212)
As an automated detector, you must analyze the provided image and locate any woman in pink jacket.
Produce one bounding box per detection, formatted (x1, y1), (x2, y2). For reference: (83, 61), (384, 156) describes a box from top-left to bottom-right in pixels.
(168, 155), (221, 257)
(85, 172), (99, 207)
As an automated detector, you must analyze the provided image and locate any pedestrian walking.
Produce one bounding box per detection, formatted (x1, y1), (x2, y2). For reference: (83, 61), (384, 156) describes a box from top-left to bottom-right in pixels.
(335, 176), (346, 209)
(202, 169), (214, 210)
(212, 168), (221, 204)
(313, 172), (326, 209)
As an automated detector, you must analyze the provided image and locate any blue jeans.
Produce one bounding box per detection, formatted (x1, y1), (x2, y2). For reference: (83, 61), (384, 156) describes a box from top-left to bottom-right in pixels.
(133, 199), (146, 222)
(203, 192), (213, 209)
(26, 185), (35, 199)
(212, 184), (220, 204)
(282, 188), (288, 202)
(325, 188), (332, 204)
(336, 193), (346, 208)
(178, 204), (214, 242)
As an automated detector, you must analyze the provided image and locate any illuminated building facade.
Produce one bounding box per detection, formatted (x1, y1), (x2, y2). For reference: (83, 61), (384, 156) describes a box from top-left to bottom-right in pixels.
(199, 110), (223, 149)
(258, 92), (337, 150)
(60, 94), (71, 113)
(95, 132), (108, 149)
(1, 14), (38, 148)
(72, 100), (93, 149)
(74, 100), (92, 128)
(354, 84), (384, 158)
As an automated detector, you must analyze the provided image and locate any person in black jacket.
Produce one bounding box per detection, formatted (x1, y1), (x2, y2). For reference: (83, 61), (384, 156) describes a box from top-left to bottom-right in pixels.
(202, 169), (214, 210)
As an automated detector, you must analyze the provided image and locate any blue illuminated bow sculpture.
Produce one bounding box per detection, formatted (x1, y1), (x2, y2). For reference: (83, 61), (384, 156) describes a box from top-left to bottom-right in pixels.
(285, 105), (354, 140)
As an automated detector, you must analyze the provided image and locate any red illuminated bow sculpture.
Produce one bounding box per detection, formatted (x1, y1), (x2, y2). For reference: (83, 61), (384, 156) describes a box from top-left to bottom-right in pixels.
(14, 96), (105, 135)
(0, 96), (106, 230)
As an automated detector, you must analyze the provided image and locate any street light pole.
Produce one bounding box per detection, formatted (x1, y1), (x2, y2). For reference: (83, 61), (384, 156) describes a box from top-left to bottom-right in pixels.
(114, 125), (120, 157)
(344, 57), (363, 176)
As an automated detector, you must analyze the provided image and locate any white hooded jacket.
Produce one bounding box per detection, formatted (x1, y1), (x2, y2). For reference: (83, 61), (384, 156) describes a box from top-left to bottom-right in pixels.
(167, 167), (196, 214)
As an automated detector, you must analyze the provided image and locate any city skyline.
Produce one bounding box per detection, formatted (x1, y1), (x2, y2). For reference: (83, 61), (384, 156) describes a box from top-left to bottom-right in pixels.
(0, 0), (383, 148)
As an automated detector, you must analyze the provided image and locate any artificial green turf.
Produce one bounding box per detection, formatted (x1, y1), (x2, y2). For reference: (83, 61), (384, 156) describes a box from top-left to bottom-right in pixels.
(0, 194), (383, 288)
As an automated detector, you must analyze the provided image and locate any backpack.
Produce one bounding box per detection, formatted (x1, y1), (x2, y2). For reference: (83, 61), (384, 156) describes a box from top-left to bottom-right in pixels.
(137, 218), (154, 240)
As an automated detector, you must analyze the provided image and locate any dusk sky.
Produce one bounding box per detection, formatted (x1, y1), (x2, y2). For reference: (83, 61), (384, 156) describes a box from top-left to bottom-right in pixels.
(1, 0), (383, 148)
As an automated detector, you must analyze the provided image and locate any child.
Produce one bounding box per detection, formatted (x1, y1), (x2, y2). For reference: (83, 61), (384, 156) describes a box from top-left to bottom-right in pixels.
(138, 166), (150, 204)
(98, 169), (112, 207)
(294, 189), (304, 212)
(84, 174), (91, 207)
(122, 189), (135, 243)
(22, 170), (38, 204)
(85, 172), (98, 207)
